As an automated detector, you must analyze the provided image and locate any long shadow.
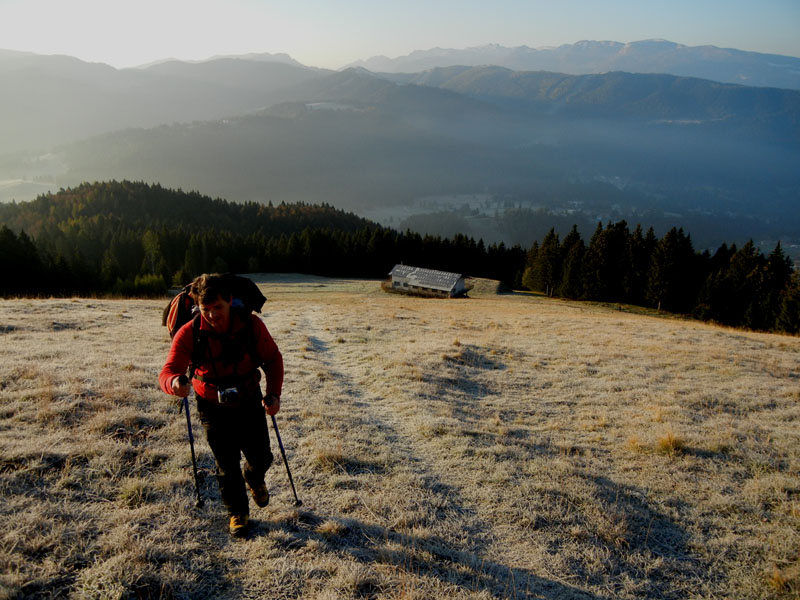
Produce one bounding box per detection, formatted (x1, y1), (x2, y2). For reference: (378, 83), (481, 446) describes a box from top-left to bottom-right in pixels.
(242, 466), (708, 599)
(585, 474), (712, 598)
(262, 333), (706, 597)
(305, 335), (329, 353)
(247, 506), (608, 599)
(418, 343), (510, 415)
(265, 339), (609, 597)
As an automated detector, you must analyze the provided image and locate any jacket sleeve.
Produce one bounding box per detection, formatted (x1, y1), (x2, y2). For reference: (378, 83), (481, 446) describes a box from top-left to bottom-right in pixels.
(252, 315), (284, 398)
(159, 321), (194, 395)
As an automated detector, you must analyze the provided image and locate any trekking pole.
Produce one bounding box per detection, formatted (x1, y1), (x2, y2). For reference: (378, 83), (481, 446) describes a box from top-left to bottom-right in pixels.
(178, 375), (204, 508)
(270, 414), (302, 506)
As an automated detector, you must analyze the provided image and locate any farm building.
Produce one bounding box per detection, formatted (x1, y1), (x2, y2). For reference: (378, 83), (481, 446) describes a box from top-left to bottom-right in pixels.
(386, 265), (470, 297)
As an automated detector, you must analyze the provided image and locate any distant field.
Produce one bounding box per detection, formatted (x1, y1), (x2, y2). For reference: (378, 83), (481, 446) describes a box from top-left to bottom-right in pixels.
(1, 276), (798, 599)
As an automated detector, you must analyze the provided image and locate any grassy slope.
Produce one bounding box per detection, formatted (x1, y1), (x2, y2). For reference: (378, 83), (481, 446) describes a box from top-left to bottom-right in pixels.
(1, 276), (798, 599)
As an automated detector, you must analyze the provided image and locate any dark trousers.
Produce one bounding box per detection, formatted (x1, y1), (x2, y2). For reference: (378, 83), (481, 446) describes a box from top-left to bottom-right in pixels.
(197, 396), (273, 516)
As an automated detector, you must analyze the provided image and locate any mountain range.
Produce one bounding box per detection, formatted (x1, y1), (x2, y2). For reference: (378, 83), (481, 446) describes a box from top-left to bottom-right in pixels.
(0, 42), (798, 252)
(0, 49), (327, 154)
(348, 39), (800, 90)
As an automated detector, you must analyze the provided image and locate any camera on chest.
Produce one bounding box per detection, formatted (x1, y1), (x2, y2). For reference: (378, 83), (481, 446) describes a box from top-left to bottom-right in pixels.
(217, 386), (240, 404)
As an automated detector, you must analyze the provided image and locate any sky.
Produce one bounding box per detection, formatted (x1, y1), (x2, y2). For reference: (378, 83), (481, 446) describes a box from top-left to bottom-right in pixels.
(0, 0), (798, 69)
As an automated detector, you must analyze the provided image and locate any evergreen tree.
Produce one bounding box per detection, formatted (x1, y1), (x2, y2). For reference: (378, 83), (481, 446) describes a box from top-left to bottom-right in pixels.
(730, 241), (767, 328)
(694, 243), (735, 323)
(756, 242), (795, 330)
(647, 227), (697, 313)
(581, 222), (605, 300)
(531, 228), (561, 296)
(629, 225), (656, 306)
(582, 221), (631, 302)
(521, 241), (539, 291)
(558, 226), (585, 299)
(0, 226), (43, 295)
(778, 273), (800, 333)
(697, 240), (763, 327)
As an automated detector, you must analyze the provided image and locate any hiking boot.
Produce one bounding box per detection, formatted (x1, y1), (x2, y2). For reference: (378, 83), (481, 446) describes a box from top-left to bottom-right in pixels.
(229, 514), (249, 537)
(250, 483), (270, 507)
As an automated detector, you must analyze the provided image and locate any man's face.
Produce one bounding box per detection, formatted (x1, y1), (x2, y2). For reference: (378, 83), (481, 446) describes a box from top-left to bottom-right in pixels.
(198, 295), (231, 332)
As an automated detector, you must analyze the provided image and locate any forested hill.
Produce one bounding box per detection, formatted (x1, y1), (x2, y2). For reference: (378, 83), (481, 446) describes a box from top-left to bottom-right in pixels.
(0, 180), (525, 297)
(0, 180), (387, 296)
(2, 180), (798, 334)
(0, 180), (376, 237)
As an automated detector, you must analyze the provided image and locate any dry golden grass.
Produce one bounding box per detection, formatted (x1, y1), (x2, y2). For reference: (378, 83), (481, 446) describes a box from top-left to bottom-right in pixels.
(1, 275), (799, 599)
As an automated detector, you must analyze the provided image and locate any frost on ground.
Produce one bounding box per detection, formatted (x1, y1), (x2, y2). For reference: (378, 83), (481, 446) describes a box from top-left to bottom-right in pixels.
(0, 278), (798, 599)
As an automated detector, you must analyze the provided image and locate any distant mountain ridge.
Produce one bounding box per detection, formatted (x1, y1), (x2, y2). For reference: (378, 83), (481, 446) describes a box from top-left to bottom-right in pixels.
(347, 39), (800, 91)
(2, 40), (798, 156)
(0, 47), (798, 252)
(386, 66), (800, 144)
(0, 51), (329, 154)
(7, 66), (794, 229)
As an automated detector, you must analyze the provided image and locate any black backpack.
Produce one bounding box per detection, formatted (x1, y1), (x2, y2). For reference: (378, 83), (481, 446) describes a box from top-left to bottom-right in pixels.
(162, 273), (267, 338)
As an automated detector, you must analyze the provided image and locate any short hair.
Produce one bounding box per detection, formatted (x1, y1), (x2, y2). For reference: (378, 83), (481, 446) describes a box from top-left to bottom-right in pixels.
(190, 273), (232, 306)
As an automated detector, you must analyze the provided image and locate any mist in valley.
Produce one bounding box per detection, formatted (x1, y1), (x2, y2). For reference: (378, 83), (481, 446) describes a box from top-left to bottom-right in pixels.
(0, 51), (798, 255)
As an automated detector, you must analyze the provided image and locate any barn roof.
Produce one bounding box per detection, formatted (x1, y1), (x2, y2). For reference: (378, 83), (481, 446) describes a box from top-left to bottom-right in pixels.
(389, 265), (463, 292)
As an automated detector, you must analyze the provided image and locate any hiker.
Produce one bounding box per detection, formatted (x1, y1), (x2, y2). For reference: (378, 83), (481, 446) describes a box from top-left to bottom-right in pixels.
(159, 273), (284, 537)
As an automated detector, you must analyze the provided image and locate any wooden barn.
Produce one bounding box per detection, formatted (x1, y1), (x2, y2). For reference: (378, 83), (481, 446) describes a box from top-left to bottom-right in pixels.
(386, 265), (470, 298)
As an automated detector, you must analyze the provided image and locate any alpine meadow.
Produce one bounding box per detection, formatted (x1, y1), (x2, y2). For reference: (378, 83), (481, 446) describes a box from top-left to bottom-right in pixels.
(2, 26), (800, 600)
(1, 276), (799, 599)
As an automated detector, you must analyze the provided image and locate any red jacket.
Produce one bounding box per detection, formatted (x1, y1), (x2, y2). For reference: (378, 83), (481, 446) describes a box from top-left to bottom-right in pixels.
(159, 311), (283, 403)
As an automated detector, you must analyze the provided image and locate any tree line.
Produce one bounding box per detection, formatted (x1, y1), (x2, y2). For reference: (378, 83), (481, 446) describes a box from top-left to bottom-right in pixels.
(523, 222), (799, 333)
(0, 181), (524, 296)
(1, 180), (797, 333)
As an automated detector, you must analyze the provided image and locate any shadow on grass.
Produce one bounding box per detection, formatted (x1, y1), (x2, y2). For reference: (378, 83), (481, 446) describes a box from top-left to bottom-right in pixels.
(239, 467), (707, 599)
(305, 335), (329, 354)
(596, 475), (708, 596)
(245, 507), (609, 600)
(242, 326), (704, 597)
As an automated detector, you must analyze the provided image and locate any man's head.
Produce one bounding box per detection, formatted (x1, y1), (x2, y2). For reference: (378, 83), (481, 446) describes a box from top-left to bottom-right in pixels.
(190, 273), (232, 332)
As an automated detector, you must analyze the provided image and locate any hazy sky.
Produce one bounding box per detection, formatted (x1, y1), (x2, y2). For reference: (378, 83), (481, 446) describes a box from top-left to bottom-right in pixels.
(1, 0), (798, 69)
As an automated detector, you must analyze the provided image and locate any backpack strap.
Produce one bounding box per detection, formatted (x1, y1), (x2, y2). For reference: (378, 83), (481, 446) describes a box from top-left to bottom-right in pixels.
(189, 313), (205, 380)
(241, 310), (263, 370)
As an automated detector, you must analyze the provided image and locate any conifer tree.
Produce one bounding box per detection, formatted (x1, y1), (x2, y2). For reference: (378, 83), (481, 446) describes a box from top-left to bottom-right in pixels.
(582, 221), (631, 302)
(731, 241), (766, 328)
(558, 225), (585, 299)
(531, 228), (561, 296)
(629, 225), (656, 306)
(521, 241), (539, 291)
(646, 227), (697, 313)
(697, 240), (763, 327)
(778, 273), (800, 333)
(756, 242), (795, 330)
(0, 226), (43, 295)
(581, 222), (605, 300)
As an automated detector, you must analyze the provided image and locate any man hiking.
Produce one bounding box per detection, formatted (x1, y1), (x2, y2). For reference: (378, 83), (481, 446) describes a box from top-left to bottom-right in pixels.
(159, 273), (284, 537)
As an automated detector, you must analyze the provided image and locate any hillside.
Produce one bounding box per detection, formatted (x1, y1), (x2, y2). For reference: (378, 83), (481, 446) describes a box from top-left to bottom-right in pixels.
(396, 66), (800, 143)
(0, 53), (327, 154)
(1, 54), (799, 252)
(2, 67), (797, 252)
(1, 278), (798, 598)
(0, 180), (377, 238)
